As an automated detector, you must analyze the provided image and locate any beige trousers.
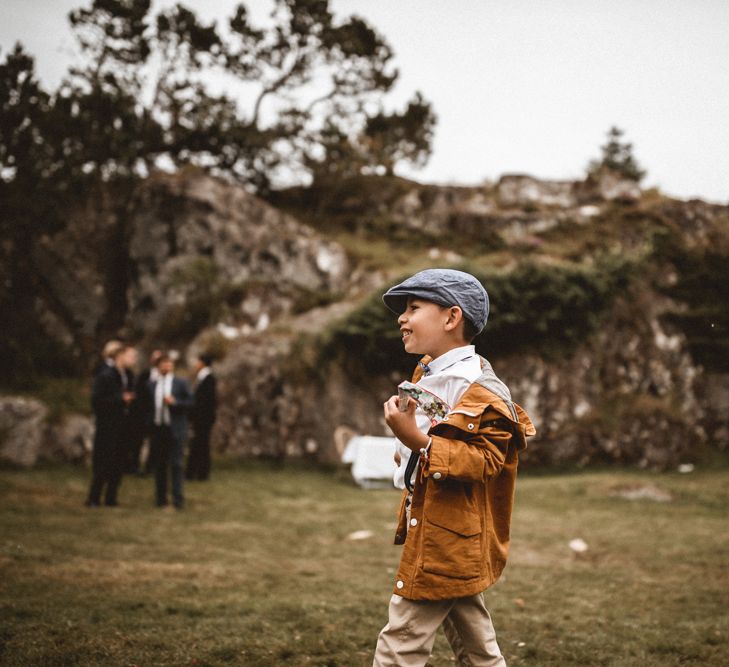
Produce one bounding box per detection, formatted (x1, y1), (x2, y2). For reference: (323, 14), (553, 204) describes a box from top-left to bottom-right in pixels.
(373, 593), (506, 667)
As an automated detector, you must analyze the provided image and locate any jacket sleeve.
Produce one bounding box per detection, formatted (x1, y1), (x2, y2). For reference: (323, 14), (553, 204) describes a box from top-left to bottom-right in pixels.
(170, 378), (194, 412)
(194, 376), (217, 425)
(425, 409), (514, 482)
(91, 370), (122, 412)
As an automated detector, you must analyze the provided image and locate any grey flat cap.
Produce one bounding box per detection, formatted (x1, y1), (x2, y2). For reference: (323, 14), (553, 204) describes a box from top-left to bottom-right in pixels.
(382, 268), (489, 334)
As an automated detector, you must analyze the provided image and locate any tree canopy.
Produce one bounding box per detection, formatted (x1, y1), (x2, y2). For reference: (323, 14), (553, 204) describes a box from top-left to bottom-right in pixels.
(1, 0), (436, 193)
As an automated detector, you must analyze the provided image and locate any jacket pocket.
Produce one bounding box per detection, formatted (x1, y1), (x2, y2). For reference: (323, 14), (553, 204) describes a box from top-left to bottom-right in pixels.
(421, 504), (482, 580)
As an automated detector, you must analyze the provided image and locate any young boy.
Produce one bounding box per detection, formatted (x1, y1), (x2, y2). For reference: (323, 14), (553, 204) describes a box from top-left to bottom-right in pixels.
(373, 268), (535, 667)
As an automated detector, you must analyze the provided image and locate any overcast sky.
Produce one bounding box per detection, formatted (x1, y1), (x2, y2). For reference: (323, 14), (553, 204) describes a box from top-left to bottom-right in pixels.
(2, 0), (728, 202)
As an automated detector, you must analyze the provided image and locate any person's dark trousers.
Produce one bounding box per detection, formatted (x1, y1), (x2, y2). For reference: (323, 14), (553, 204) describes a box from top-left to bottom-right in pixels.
(144, 433), (157, 475)
(152, 424), (185, 508)
(87, 441), (123, 506)
(126, 429), (146, 474)
(185, 425), (212, 481)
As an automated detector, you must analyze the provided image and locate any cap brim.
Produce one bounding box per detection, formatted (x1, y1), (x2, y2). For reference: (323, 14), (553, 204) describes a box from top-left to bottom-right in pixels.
(382, 288), (454, 315)
(382, 292), (409, 315)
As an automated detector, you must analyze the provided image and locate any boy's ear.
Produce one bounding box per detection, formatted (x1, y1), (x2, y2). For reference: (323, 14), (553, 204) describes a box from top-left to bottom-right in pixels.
(444, 306), (464, 331)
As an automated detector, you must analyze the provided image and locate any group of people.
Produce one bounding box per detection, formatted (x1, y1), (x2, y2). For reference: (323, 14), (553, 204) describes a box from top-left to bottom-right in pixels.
(85, 341), (218, 510)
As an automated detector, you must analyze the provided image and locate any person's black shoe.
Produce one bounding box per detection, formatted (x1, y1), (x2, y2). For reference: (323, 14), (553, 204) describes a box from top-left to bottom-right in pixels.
(105, 501), (119, 507)
(84, 500), (100, 507)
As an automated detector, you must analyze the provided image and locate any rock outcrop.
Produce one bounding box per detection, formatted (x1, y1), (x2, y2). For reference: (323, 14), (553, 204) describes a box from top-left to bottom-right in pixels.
(15, 169), (729, 470)
(31, 171), (350, 355)
(0, 397), (49, 467)
(497, 174), (577, 208)
(128, 173), (349, 339)
(212, 279), (709, 470)
(0, 398), (92, 467)
(212, 304), (395, 464)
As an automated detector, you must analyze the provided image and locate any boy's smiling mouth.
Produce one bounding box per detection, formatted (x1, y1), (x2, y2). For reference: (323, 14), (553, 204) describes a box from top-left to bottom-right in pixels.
(400, 328), (412, 340)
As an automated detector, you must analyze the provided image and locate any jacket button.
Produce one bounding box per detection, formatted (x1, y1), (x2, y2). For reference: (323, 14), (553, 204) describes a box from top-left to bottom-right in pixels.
(432, 472), (442, 480)
(410, 518), (418, 527)
(467, 423), (475, 430)
(396, 580), (404, 589)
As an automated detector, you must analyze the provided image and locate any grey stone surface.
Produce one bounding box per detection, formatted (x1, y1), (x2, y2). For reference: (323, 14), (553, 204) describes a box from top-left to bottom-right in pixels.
(44, 414), (94, 463)
(498, 174), (577, 208)
(214, 282), (708, 470)
(31, 172), (350, 351)
(0, 397), (48, 467)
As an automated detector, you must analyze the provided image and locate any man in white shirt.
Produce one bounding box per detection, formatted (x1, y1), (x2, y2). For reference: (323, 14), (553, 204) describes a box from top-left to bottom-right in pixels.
(148, 353), (193, 509)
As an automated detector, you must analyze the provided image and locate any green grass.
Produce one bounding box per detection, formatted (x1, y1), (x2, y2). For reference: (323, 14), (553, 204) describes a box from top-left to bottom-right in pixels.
(1, 462), (727, 666)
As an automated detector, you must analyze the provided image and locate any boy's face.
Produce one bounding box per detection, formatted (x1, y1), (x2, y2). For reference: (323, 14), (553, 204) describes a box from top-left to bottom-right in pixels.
(398, 297), (450, 355)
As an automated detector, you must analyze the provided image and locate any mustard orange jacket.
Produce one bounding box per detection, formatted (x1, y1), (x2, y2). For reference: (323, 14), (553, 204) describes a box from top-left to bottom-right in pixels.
(392, 356), (536, 601)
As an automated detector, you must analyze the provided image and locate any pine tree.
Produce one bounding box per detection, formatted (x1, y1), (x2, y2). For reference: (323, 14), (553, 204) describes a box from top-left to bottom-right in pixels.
(589, 126), (645, 182)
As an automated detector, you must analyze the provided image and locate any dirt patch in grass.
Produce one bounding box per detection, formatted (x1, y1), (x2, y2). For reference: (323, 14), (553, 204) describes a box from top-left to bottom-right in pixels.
(608, 482), (673, 502)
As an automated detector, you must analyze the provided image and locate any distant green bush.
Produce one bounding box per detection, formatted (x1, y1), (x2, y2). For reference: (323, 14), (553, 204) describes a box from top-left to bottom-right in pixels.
(317, 257), (635, 378)
(660, 244), (729, 371)
(473, 258), (634, 360)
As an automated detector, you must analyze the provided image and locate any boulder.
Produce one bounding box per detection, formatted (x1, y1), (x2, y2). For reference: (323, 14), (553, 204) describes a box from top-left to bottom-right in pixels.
(0, 397), (48, 467)
(44, 414), (94, 463)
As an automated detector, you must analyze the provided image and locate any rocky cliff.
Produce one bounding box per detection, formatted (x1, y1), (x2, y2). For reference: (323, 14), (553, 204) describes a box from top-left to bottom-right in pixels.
(4, 169), (728, 469)
(211, 172), (728, 469)
(29, 171), (349, 357)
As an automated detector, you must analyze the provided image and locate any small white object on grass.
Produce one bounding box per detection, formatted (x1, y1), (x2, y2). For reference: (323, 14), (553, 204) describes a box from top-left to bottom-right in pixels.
(347, 530), (374, 541)
(569, 538), (589, 553)
(678, 463), (695, 474)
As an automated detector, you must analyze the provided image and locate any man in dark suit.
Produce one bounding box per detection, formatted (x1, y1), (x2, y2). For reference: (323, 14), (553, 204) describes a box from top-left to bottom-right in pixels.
(148, 353), (193, 509)
(185, 354), (218, 481)
(86, 343), (135, 507)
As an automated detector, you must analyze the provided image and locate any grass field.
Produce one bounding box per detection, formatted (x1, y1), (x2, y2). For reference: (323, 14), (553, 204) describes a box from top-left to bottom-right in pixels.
(1, 461), (727, 666)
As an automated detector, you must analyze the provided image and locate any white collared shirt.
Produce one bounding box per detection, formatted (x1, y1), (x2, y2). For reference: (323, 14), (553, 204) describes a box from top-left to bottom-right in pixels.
(154, 373), (174, 426)
(196, 367), (212, 386)
(393, 345), (483, 489)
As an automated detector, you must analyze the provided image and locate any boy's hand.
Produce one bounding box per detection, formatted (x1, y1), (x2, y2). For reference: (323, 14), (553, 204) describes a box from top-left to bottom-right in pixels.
(384, 396), (430, 452)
